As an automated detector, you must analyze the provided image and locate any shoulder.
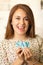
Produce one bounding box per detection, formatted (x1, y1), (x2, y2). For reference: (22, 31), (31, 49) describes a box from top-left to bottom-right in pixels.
(28, 35), (43, 43)
(0, 39), (13, 49)
(27, 35), (43, 47)
(0, 39), (9, 45)
(35, 35), (43, 45)
(35, 35), (43, 41)
(0, 39), (16, 48)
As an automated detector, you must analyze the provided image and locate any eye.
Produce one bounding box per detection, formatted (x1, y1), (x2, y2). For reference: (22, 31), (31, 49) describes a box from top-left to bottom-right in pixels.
(25, 17), (28, 21)
(16, 17), (20, 20)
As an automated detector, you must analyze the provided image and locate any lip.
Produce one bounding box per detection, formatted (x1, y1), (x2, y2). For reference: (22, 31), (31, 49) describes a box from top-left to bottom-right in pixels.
(17, 26), (25, 31)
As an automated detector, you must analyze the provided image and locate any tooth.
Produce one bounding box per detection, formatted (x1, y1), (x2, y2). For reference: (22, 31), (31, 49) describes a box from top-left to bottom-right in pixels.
(19, 27), (24, 28)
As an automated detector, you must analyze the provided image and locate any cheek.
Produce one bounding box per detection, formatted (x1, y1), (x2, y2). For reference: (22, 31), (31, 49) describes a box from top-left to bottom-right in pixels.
(26, 22), (29, 28)
(12, 21), (18, 30)
(12, 20), (18, 26)
(12, 17), (18, 24)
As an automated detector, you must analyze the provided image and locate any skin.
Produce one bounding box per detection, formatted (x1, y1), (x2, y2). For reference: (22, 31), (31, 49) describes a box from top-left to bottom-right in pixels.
(12, 47), (24, 65)
(11, 8), (32, 65)
(11, 8), (43, 65)
(12, 8), (29, 40)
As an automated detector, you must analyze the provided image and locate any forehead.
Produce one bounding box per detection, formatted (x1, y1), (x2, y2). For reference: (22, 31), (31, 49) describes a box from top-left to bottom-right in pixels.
(13, 8), (27, 16)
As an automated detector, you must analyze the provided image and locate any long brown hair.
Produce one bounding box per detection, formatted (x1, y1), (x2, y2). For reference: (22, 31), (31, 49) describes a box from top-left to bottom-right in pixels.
(5, 4), (35, 39)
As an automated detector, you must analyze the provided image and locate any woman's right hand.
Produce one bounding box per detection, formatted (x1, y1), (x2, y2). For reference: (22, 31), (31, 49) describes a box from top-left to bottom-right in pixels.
(16, 47), (24, 60)
(12, 47), (24, 65)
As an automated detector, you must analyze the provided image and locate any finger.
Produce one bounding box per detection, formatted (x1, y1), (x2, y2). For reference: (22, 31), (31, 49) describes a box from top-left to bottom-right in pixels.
(25, 47), (32, 57)
(23, 50), (29, 60)
(18, 51), (24, 60)
(19, 51), (24, 57)
(23, 48), (30, 56)
(24, 51), (32, 61)
(23, 48), (32, 60)
(23, 50), (27, 59)
(16, 47), (22, 54)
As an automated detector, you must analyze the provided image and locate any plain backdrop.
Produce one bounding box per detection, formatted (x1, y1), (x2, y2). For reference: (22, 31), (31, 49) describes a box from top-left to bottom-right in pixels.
(0, 0), (43, 41)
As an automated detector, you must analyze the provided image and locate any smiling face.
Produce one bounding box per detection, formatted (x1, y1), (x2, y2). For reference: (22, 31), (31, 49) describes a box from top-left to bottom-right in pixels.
(12, 8), (29, 36)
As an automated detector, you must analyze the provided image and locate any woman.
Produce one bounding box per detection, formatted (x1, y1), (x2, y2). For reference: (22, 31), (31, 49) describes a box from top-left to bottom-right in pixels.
(0, 4), (43, 65)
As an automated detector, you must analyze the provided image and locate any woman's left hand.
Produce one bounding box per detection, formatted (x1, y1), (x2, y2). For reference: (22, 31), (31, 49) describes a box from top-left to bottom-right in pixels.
(26, 58), (43, 65)
(23, 47), (32, 61)
(23, 47), (43, 65)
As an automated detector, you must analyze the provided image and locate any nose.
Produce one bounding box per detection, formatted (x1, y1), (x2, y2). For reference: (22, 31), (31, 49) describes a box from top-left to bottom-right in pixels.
(20, 19), (24, 25)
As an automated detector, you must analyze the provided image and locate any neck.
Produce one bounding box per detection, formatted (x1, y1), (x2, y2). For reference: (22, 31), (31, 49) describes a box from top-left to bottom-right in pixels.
(13, 34), (28, 41)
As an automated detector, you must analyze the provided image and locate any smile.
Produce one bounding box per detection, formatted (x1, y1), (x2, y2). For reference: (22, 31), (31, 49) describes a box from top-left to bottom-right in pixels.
(17, 26), (25, 31)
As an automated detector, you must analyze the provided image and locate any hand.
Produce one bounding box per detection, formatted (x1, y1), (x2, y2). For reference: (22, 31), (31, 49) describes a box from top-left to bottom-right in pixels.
(16, 47), (24, 60)
(12, 47), (25, 65)
(23, 47), (32, 61)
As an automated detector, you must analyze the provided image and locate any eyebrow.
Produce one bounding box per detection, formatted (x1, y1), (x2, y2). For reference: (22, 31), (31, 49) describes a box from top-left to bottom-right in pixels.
(15, 16), (28, 18)
(16, 16), (20, 17)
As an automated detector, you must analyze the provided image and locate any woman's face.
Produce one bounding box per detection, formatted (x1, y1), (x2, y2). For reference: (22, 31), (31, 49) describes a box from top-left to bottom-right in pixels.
(12, 8), (29, 36)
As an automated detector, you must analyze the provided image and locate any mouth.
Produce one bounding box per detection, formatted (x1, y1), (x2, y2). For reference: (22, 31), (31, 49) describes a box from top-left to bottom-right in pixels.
(17, 25), (25, 31)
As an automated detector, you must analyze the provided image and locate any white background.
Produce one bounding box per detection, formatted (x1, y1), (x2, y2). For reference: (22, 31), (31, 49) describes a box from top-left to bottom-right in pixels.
(0, 0), (43, 41)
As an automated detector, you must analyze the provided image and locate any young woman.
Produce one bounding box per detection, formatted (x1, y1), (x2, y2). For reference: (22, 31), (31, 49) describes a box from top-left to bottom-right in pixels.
(0, 4), (43, 65)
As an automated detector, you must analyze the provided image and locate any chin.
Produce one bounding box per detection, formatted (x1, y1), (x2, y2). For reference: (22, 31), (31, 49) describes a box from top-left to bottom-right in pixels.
(17, 31), (26, 35)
